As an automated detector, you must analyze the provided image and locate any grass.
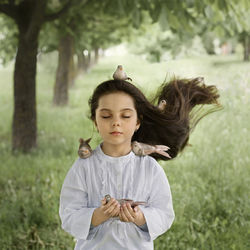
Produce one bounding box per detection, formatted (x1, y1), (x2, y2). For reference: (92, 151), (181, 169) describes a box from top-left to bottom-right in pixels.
(0, 52), (249, 249)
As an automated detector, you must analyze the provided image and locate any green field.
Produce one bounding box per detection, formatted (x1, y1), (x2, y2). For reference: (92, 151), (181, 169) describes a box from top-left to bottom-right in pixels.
(0, 53), (249, 249)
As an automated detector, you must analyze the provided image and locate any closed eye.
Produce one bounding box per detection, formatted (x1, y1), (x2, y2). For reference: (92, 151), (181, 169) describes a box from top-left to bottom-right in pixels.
(101, 116), (111, 119)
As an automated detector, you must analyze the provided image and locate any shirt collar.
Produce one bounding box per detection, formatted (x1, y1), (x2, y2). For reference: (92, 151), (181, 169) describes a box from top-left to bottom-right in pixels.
(95, 143), (135, 164)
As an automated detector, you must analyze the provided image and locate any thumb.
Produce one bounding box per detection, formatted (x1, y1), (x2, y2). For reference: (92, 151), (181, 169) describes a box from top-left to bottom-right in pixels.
(101, 198), (106, 206)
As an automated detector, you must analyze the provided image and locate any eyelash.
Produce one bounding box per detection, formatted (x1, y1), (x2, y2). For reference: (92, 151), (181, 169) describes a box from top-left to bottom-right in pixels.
(101, 116), (131, 119)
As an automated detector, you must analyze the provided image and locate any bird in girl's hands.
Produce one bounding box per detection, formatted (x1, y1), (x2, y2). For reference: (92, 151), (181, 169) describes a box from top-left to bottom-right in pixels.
(119, 201), (146, 225)
(105, 194), (147, 208)
(105, 195), (146, 225)
(131, 141), (171, 159)
(113, 65), (132, 81)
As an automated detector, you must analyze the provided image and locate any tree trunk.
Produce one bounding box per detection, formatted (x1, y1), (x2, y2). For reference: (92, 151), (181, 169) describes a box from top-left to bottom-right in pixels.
(87, 50), (92, 69)
(243, 35), (250, 61)
(1, 0), (71, 152)
(12, 28), (40, 152)
(77, 51), (92, 74)
(94, 47), (99, 64)
(77, 52), (85, 73)
(69, 52), (75, 88)
(53, 34), (73, 105)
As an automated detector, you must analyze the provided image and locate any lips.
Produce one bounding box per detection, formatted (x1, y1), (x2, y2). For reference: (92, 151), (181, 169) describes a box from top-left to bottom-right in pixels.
(110, 131), (122, 135)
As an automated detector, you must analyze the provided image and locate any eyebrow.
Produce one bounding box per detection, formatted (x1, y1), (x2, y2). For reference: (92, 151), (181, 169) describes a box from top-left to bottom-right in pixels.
(99, 108), (134, 112)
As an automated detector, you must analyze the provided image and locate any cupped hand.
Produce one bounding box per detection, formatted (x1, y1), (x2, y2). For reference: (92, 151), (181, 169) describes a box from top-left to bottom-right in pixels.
(101, 197), (120, 218)
(119, 203), (146, 226)
(91, 197), (120, 227)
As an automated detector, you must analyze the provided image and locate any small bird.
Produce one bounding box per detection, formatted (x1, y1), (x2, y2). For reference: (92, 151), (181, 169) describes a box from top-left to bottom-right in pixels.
(131, 141), (171, 159)
(105, 194), (147, 208)
(78, 139), (171, 159)
(78, 138), (92, 159)
(113, 65), (132, 81)
(105, 194), (111, 203)
(158, 99), (167, 111)
(194, 77), (204, 83)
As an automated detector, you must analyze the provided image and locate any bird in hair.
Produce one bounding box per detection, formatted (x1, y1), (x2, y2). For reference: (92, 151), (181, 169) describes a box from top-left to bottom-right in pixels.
(113, 65), (132, 81)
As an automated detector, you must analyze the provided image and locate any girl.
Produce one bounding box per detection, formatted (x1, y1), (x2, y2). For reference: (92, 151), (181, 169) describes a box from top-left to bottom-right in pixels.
(59, 78), (220, 249)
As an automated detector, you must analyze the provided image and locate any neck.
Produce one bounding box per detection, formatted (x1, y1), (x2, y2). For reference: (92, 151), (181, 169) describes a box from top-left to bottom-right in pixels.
(101, 142), (132, 157)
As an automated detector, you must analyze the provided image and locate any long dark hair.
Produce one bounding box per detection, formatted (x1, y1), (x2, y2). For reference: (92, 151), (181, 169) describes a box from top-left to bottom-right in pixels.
(89, 78), (221, 161)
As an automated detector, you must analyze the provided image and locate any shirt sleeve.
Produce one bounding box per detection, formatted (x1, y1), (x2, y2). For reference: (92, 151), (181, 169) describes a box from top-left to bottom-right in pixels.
(139, 160), (175, 241)
(59, 159), (97, 240)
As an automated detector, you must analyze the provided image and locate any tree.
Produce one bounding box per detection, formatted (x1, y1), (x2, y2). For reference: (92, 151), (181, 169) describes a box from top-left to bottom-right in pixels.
(222, 1), (250, 61)
(2, 0), (248, 152)
(129, 0), (250, 61)
(42, 6), (134, 106)
(187, 1), (250, 61)
(0, 0), (76, 152)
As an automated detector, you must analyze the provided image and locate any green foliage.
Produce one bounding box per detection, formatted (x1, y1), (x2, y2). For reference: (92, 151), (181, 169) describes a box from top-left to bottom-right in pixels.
(39, 1), (135, 57)
(0, 53), (250, 249)
(194, 0), (250, 59)
(0, 15), (18, 65)
(128, 17), (206, 62)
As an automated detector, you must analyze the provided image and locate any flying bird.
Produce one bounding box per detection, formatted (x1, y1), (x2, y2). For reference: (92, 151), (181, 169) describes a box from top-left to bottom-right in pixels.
(113, 65), (132, 81)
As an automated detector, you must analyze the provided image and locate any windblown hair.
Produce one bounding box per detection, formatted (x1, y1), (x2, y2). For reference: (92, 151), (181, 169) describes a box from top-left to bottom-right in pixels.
(89, 78), (221, 161)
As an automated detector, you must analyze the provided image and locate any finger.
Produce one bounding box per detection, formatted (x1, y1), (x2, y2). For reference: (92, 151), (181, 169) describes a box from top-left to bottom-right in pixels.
(120, 206), (129, 222)
(111, 203), (120, 217)
(133, 205), (139, 213)
(107, 198), (117, 207)
(101, 198), (106, 206)
(122, 204), (135, 222)
(119, 210), (124, 221)
(104, 200), (119, 215)
(126, 203), (136, 218)
(103, 198), (116, 209)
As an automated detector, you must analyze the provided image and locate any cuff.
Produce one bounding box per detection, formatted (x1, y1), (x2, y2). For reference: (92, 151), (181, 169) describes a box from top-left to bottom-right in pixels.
(137, 223), (149, 232)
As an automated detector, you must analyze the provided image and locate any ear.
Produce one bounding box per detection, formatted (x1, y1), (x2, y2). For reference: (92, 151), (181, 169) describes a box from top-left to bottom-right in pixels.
(86, 138), (91, 144)
(135, 119), (140, 131)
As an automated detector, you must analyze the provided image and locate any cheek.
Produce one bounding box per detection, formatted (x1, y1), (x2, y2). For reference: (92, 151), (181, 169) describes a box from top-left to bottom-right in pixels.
(95, 118), (108, 131)
(127, 119), (138, 131)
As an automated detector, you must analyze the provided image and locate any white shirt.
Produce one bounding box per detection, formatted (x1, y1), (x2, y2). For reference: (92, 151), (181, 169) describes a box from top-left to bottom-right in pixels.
(59, 144), (175, 250)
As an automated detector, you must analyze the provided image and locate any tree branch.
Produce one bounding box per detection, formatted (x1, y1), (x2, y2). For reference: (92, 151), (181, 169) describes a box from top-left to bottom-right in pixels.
(0, 3), (17, 19)
(44, 0), (73, 22)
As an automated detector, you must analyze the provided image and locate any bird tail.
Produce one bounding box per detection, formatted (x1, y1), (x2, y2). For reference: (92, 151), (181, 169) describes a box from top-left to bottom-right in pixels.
(155, 145), (171, 158)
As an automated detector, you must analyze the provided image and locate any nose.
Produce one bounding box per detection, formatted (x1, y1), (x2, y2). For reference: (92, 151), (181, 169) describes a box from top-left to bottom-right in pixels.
(112, 117), (121, 127)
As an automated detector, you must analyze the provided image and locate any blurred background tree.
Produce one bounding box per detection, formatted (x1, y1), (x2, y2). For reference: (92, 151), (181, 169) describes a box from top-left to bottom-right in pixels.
(1, 0), (249, 152)
(0, 0), (75, 152)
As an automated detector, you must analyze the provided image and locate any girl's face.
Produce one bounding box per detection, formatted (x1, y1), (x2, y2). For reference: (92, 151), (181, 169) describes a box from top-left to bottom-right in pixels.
(95, 92), (140, 152)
